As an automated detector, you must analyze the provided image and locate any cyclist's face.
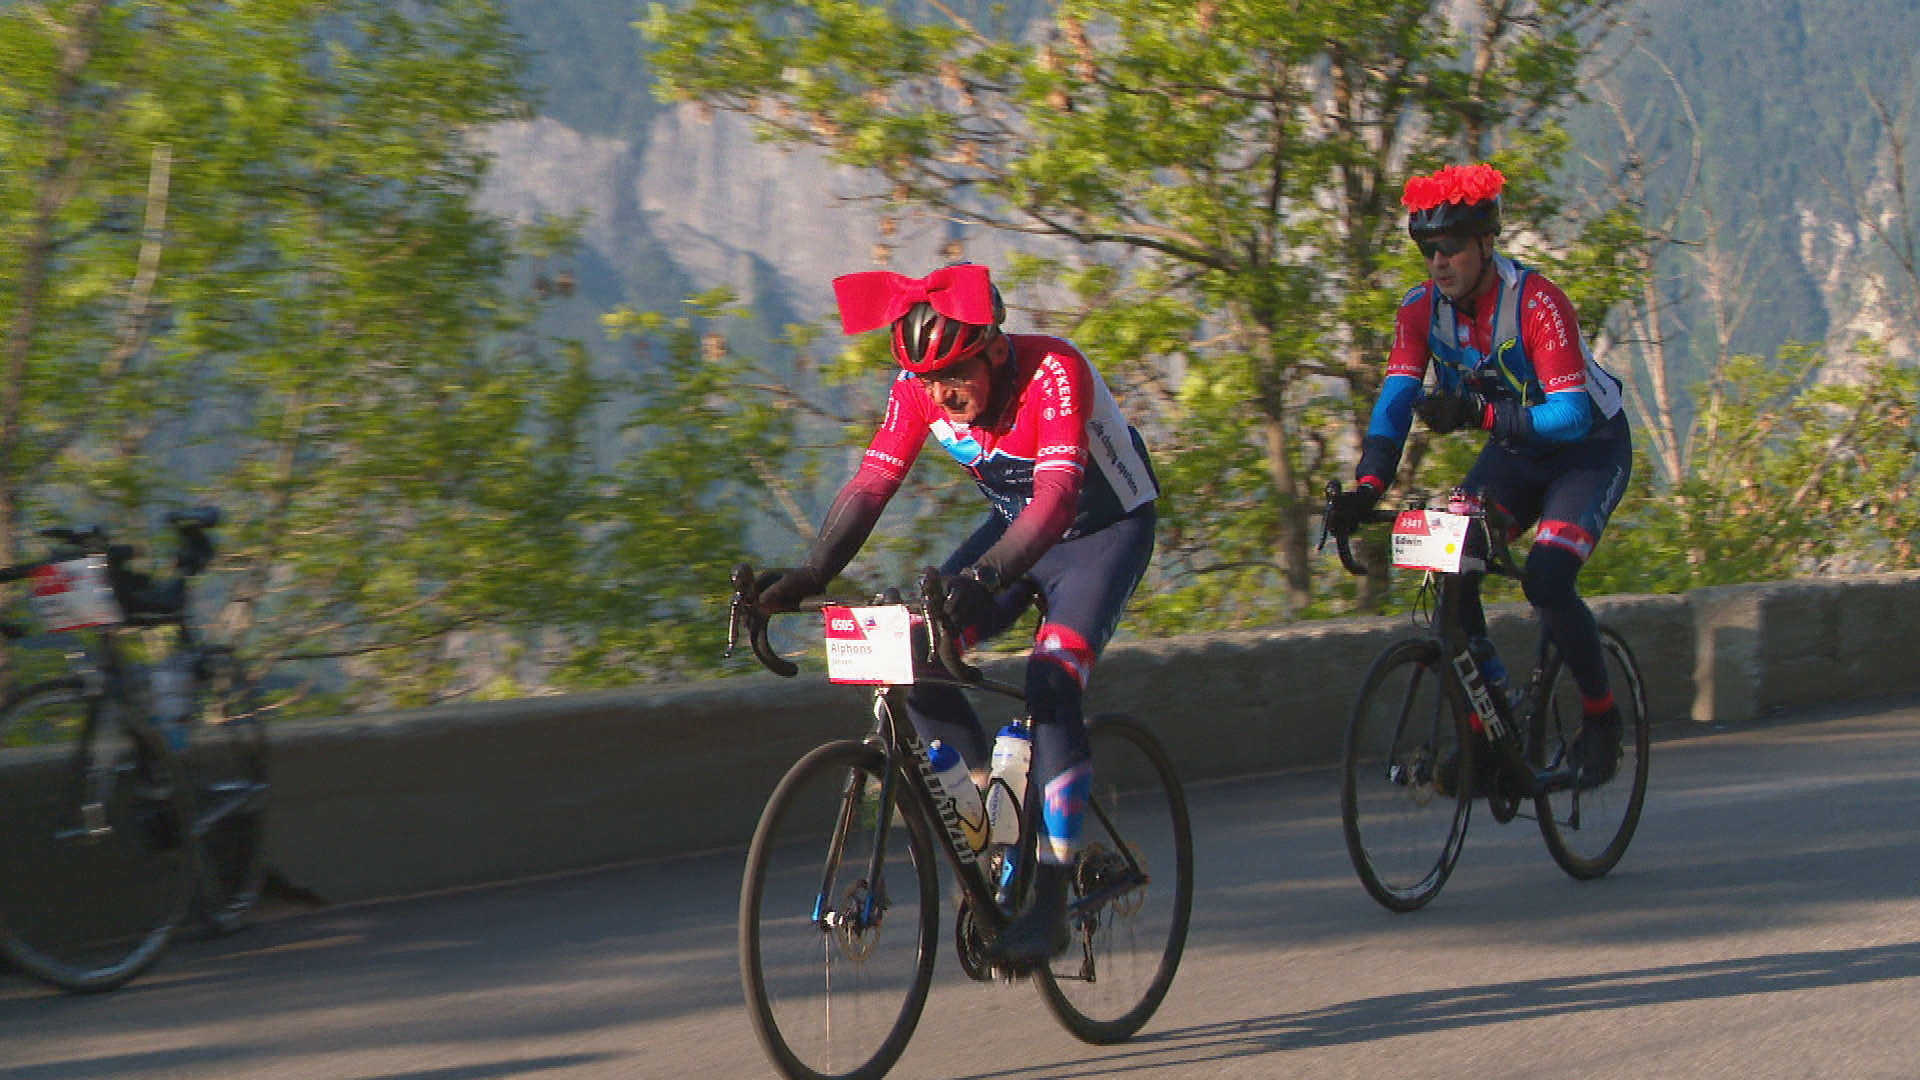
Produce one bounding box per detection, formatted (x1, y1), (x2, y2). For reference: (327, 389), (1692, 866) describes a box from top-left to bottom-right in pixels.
(919, 337), (1003, 425)
(1424, 233), (1492, 303)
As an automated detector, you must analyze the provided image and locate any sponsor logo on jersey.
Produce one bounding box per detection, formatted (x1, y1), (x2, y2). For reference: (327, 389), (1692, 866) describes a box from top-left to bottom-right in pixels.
(930, 418), (984, 465)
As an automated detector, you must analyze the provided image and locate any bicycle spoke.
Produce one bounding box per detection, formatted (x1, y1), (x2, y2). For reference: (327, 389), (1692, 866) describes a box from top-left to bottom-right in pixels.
(1534, 627), (1650, 879)
(1343, 639), (1473, 912)
(741, 741), (936, 1080)
(0, 681), (194, 993)
(1037, 714), (1192, 1045)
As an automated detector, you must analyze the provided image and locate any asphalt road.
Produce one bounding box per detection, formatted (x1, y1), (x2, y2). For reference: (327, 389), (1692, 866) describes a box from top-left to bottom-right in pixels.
(6, 698), (1920, 1080)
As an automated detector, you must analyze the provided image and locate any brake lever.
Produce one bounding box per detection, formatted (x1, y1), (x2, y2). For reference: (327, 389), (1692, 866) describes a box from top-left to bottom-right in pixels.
(727, 562), (798, 677)
(1321, 479), (1371, 576)
(917, 566), (981, 684)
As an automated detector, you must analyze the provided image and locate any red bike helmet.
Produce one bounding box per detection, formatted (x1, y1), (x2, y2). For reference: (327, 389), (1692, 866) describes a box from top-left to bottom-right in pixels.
(891, 287), (1004, 374)
(1404, 163), (1505, 240)
(834, 263), (1008, 374)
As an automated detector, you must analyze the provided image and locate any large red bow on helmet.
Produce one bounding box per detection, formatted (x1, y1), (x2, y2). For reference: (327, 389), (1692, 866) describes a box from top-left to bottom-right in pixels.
(833, 265), (996, 335)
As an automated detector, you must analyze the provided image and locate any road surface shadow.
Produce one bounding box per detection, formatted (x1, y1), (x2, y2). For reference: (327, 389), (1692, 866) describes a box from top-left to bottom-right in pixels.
(4, 1051), (614, 1080)
(960, 939), (1920, 1078)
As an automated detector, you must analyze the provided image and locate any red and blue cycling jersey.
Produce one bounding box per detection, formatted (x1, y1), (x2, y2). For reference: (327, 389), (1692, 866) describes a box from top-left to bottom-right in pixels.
(1358, 255), (1625, 488)
(850, 334), (1158, 581)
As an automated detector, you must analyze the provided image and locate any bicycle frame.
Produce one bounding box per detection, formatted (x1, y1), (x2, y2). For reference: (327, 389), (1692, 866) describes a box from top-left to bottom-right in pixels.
(853, 679), (1019, 939)
(729, 567), (1154, 958)
(1325, 485), (1571, 800)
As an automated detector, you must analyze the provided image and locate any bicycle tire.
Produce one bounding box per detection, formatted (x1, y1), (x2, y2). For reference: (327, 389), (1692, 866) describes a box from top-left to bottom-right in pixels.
(1342, 638), (1475, 913)
(1530, 626), (1650, 879)
(0, 677), (195, 993)
(1036, 712), (1193, 1045)
(186, 646), (270, 936)
(740, 739), (939, 1080)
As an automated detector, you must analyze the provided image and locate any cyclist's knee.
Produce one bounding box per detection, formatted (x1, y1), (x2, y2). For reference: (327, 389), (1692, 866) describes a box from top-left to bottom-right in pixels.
(1025, 658), (1084, 728)
(1522, 542), (1585, 612)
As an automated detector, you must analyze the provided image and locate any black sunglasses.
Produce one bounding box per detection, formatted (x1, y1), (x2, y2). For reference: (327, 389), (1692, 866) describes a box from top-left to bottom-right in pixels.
(1415, 234), (1476, 259)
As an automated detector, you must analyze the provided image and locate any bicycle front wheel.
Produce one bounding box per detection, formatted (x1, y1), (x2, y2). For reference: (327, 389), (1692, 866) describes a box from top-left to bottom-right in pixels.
(0, 678), (195, 993)
(740, 740), (938, 1080)
(1037, 713), (1193, 1045)
(188, 646), (270, 935)
(1531, 626), (1650, 879)
(1342, 638), (1474, 913)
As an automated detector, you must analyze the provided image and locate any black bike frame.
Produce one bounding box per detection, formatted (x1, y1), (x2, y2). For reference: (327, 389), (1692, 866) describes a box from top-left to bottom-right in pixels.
(847, 679), (1022, 938)
(1325, 484), (1570, 800)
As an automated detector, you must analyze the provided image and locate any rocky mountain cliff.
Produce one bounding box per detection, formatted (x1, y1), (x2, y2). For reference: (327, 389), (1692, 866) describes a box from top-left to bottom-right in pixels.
(479, 0), (1920, 370)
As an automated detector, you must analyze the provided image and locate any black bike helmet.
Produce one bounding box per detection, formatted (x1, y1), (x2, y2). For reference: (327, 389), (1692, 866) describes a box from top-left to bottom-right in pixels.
(1404, 163), (1505, 239)
(890, 280), (1006, 374)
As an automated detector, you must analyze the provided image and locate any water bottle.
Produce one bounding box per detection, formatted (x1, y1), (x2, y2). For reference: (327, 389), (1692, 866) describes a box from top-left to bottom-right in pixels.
(984, 723), (1032, 846)
(150, 651), (195, 754)
(926, 740), (988, 853)
(1468, 636), (1511, 717)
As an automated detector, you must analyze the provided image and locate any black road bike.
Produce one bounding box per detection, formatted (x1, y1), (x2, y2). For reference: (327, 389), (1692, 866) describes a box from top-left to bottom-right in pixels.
(0, 510), (270, 992)
(728, 565), (1193, 1080)
(1323, 483), (1650, 912)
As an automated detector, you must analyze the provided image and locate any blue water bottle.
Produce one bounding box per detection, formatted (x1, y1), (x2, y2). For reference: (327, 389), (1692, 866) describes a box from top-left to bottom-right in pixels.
(926, 740), (988, 853)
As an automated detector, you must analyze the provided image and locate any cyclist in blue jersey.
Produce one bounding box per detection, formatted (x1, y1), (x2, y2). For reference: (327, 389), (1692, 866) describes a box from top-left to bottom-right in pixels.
(1327, 164), (1633, 791)
(756, 263), (1159, 963)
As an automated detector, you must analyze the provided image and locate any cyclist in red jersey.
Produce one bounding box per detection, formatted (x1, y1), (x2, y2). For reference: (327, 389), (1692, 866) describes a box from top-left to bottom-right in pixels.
(1327, 164), (1633, 791)
(757, 263), (1159, 963)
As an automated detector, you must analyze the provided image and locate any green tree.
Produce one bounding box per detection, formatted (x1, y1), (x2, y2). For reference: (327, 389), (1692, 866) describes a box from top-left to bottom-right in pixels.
(1583, 346), (1920, 594)
(644, 0), (1634, 621)
(0, 1), (744, 709)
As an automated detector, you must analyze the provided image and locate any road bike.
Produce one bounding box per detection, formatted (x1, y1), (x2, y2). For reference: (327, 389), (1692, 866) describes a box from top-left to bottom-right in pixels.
(1323, 483), (1649, 912)
(727, 564), (1193, 1080)
(0, 509), (270, 992)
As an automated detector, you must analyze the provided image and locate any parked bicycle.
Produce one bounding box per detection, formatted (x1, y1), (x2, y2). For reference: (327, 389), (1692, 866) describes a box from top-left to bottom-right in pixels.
(0, 509), (269, 992)
(727, 563), (1193, 1080)
(1322, 482), (1649, 912)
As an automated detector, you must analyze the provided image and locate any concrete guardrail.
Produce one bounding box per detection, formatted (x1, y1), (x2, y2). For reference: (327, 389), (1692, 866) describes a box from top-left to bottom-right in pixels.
(264, 572), (1920, 905)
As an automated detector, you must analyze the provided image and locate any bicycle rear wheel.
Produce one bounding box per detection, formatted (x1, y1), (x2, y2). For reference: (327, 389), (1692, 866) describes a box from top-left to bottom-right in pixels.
(740, 739), (938, 1080)
(1037, 713), (1193, 1045)
(1342, 638), (1474, 912)
(188, 646), (270, 935)
(0, 678), (195, 993)
(1530, 626), (1650, 879)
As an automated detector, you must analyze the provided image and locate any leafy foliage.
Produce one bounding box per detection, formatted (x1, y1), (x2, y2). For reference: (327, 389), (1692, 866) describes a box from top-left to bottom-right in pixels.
(0, 1), (763, 710)
(645, 0), (1639, 621)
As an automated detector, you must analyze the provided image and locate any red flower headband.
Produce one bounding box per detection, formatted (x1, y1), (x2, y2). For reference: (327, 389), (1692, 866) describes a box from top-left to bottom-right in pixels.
(833, 264), (996, 335)
(1401, 164), (1506, 211)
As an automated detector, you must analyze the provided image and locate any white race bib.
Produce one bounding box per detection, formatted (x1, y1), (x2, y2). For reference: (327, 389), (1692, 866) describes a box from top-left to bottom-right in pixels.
(1390, 510), (1480, 574)
(822, 604), (917, 685)
(29, 556), (125, 632)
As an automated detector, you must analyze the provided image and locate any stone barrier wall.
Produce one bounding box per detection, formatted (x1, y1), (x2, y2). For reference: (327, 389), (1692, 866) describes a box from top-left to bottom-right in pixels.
(263, 573), (1920, 904)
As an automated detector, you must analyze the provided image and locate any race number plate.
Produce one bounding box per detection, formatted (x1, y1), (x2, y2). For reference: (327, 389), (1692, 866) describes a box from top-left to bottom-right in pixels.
(1390, 510), (1480, 574)
(823, 604), (917, 686)
(29, 555), (125, 632)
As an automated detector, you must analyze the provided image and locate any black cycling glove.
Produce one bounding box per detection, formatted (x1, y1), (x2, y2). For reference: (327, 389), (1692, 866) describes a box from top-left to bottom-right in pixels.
(1413, 391), (1486, 435)
(1326, 484), (1383, 536)
(755, 566), (825, 613)
(943, 566), (998, 629)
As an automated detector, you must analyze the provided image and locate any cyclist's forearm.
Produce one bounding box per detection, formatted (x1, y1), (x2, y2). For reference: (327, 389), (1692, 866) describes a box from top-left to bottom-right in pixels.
(1494, 389), (1591, 443)
(1357, 376), (1420, 488)
(974, 469), (1078, 585)
(802, 474), (894, 584)
(1355, 434), (1405, 492)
